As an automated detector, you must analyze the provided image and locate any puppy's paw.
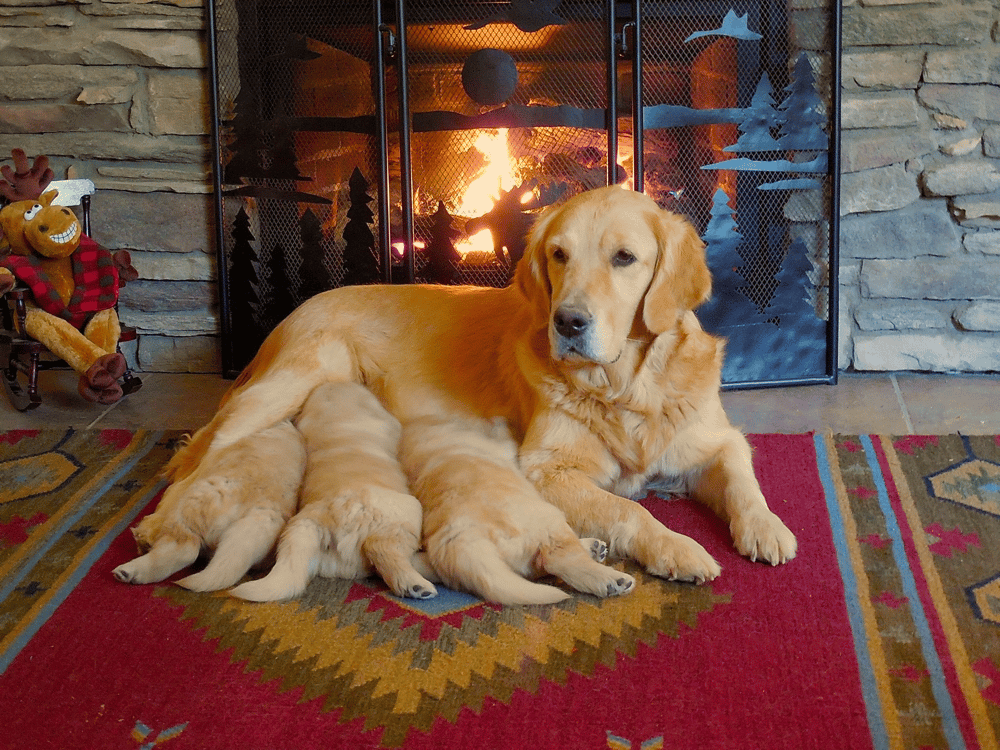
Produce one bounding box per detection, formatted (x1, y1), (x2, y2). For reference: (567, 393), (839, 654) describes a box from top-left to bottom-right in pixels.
(581, 537), (608, 563)
(113, 560), (153, 584)
(112, 563), (136, 583)
(605, 572), (635, 597)
(404, 582), (438, 599)
(731, 508), (797, 566)
(642, 531), (721, 585)
(390, 571), (438, 600)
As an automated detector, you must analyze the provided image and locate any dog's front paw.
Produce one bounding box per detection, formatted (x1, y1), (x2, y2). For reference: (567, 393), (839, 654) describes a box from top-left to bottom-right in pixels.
(641, 530), (721, 584)
(731, 508), (797, 565)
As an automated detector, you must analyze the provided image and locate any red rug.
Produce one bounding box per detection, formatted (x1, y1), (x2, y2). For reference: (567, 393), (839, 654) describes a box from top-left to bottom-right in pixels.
(1, 430), (998, 749)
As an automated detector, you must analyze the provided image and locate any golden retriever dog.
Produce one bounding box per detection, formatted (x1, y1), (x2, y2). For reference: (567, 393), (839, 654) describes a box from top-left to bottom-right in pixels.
(230, 381), (437, 602)
(168, 186), (797, 584)
(400, 414), (634, 604)
(113, 420), (305, 590)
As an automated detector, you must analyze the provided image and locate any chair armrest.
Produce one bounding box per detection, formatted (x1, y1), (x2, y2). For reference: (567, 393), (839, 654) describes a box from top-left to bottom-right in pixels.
(5, 286), (32, 301)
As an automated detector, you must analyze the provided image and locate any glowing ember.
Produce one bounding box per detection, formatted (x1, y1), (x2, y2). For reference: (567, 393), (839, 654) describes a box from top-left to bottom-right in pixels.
(461, 227), (495, 256)
(617, 151), (633, 191)
(392, 239), (425, 258)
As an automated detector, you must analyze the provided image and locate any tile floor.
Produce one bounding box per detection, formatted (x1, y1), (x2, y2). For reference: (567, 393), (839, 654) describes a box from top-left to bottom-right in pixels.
(0, 370), (997, 435)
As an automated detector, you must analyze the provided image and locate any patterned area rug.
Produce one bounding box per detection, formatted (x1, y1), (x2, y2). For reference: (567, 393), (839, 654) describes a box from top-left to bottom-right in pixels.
(0, 429), (998, 750)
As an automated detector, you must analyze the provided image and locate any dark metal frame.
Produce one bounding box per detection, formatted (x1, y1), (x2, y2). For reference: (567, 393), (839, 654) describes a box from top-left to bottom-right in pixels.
(207, 0), (841, 385)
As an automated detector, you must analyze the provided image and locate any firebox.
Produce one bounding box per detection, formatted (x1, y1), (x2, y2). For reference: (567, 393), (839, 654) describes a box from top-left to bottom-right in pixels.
(208, 0), (841, 384)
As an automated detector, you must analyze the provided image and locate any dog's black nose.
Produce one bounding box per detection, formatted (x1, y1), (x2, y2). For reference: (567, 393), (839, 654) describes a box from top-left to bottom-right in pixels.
(553, 307), (591, 339)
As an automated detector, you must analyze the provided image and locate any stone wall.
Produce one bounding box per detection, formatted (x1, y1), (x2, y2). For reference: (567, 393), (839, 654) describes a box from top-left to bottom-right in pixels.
(3, 0), (998, 374)
(0, 0), (219, 372)
(839, 0), (1000, 371)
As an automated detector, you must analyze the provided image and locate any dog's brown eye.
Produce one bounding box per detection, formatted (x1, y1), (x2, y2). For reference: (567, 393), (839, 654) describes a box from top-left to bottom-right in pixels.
(612, 249), (636, 267)
(551, 248), (567, 263)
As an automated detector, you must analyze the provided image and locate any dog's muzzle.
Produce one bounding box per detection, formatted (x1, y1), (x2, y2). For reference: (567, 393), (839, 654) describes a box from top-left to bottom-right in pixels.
(552, 305), (595, 360)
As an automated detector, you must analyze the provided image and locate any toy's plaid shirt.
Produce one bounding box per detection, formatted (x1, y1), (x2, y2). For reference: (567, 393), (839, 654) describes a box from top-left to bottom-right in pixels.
(2, 235), (119, 328)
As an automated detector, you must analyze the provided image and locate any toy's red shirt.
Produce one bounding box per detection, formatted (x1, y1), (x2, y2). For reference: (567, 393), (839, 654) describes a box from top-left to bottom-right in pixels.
(1, 235), (119, 328)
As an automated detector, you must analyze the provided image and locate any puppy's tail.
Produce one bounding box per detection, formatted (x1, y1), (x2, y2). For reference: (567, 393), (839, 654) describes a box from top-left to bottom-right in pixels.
(228, 519), (321, 602)
(442, 545), (570, 606)
(163, 422), (216, 483)
(175, 509), (286, 592)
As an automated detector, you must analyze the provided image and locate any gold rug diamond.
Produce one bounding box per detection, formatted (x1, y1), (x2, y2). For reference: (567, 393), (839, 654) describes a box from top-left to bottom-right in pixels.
(156, 564), (730, 747)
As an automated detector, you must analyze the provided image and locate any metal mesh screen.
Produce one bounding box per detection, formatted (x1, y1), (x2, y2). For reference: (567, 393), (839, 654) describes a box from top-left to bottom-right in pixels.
(210, 0), (839, 383)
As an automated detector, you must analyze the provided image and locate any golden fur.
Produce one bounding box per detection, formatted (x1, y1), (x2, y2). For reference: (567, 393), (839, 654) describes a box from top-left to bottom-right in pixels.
(114, 420), (305, 590)
(230, 382), (436, 601)
(168, 186), (797, 584)
(400, 414), (633, 604)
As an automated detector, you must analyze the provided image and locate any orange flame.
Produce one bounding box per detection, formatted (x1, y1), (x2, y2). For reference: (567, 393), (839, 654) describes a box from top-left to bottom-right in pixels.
(454, 129), (517, 257)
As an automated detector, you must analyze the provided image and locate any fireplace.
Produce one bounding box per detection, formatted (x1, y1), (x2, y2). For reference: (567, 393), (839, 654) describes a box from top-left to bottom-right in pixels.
(208, 0), (841, 384)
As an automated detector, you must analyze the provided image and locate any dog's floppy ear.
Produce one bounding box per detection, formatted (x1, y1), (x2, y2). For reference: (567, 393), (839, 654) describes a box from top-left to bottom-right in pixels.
(642, 209), (712, 333)
(513, 202), (558, 321)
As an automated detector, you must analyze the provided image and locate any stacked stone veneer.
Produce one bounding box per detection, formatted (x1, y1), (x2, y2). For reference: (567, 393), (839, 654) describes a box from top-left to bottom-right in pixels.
(839, 0), (1000, 371)
(0, 0), (218, 372)
(2, 0), (998, 374)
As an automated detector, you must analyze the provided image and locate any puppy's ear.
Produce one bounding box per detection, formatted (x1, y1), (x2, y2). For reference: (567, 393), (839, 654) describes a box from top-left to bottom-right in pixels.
(513, 203), (557, 321)
(642, 209), (712, 333)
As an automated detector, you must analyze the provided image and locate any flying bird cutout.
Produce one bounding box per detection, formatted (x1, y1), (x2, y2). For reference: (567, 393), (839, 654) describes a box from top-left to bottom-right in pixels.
(464, 0), (567, 33)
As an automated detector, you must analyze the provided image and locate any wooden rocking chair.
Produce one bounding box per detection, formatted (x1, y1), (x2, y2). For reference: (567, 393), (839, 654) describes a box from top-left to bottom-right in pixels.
(0, 179), (142, 411)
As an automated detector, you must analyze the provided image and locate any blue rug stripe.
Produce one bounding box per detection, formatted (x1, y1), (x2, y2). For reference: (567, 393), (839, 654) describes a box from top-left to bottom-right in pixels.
(0, 474), (168, 674)
(0, 431), (163, 604)
(813, 433), (890, 750)
(860, 435), (966, 750)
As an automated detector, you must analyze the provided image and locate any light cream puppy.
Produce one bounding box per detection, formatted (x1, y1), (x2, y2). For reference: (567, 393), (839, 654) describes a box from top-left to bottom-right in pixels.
(113, 420), (304, 591)
(230, 382), (437, 602)
(400, 415), (635, 605)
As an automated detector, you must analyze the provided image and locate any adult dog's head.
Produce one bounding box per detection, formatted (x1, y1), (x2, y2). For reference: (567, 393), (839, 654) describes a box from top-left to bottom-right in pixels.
(515, 186), (711, 365)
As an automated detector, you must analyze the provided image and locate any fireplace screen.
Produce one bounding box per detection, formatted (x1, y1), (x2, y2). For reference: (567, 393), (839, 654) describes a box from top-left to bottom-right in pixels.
(208, 0), (840, 384)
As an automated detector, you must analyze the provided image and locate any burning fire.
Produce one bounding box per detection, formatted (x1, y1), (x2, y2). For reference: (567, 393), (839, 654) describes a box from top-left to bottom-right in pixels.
(393, 128), (532, 262)
(457, 129), (516, 217)
(453, 128), (530, 258)
(457, 130), (510, 257)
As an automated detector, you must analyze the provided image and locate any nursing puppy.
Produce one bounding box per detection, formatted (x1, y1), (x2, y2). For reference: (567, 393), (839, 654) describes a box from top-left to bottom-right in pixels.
(113, 420), (304, 591)
(230, 382), (437, 602)
(399, 415), (635, 605)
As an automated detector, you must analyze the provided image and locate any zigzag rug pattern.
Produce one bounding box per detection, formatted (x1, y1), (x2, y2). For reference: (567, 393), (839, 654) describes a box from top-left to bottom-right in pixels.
(0, 429), (998, 749)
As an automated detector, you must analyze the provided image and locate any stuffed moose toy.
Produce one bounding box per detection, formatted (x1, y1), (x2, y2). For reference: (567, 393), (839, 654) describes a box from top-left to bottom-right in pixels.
(0, 149), (137, 404)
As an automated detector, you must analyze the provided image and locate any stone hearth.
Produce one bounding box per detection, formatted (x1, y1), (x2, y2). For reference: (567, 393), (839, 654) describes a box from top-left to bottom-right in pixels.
(1, 0), (998, 375)
(838, 0), (1000, 371)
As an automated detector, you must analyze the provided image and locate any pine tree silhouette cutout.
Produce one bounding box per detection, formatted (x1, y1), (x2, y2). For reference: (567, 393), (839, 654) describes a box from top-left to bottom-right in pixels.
(725, 73), (782, 153)
(228, 207), (266, 362)
(342, 167), (381, 286)
(268, 241), (297, 323)
(264, 122), (307, 181)
(297, 208), (332, 298)
(697, 189), (760, 330)
(778, 54), (827, 151)
(223, 87), (269, 183)
(763, 237), (819, 321)
(423, 202), (463, 284)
